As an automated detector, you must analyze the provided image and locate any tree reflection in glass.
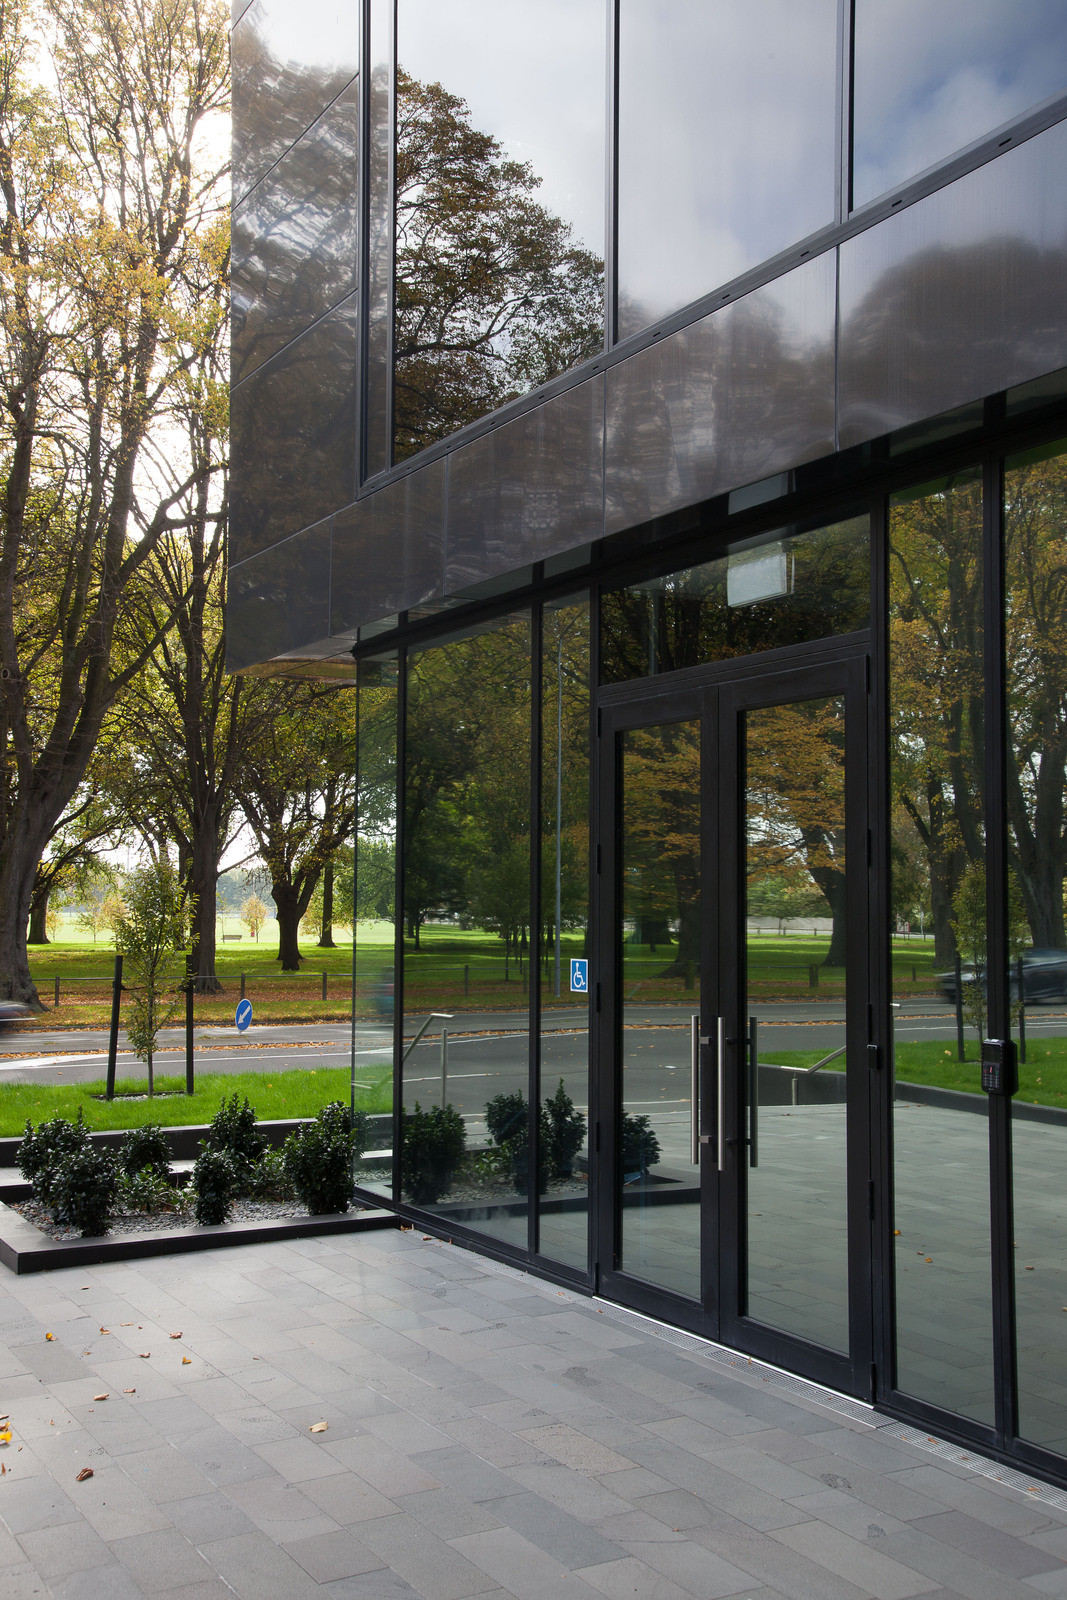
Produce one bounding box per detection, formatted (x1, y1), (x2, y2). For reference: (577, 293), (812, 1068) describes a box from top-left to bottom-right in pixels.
(393, 0), (606, 463)
(888, 470), (995, 1425)
(1005, 440), (1067, 1455)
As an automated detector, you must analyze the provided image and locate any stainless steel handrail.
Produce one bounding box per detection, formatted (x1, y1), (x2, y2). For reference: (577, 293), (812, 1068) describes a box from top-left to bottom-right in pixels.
(690, 1014), (700, 1165)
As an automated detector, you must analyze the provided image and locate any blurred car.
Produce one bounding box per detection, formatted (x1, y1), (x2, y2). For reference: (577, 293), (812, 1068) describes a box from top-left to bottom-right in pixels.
(0, 1000), (32, 1034)
(939, 947), (1067, 1005)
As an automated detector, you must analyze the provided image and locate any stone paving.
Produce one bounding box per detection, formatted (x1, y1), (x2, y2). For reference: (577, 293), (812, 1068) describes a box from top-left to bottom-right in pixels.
(3, 1230), (1067, 1600)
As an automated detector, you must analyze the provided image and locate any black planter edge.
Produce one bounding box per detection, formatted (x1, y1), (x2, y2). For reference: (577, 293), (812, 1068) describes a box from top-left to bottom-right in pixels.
(0, 1200), (400, 1275)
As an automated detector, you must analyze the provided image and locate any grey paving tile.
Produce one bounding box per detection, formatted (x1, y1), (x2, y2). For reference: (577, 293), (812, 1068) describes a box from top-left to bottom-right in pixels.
(222, 1474), (341, 1542)
(51, 1563), (149, 1600)
(197, 1531), (323, 1600)
(281, 1528), (386, 1581)
(572, 1556), (706, 1600)
(395, 1486), (504, 1540)
(300, 1470), (400, 1524)
(16, 1520), (113, 1581)
(111, 1527), (212, 1593)
(0, 1474), (82, 1533)
(771, 1519), (942, 1599)
(5, 1562), (61, 1600)
(451, 1526), (607, 1600)
(159, 1491), (259, 1544)
(356, 1511), (500, 1598)
(886, 1464), (1059, 1535)
(912, 1510), (1063, 1580)
(692, 1515), (893, 1600)
(493, 1489), (624, 1569)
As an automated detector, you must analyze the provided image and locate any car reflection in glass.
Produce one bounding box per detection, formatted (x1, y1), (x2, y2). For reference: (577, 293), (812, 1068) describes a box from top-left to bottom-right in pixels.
(939, 948), (1067, 1005)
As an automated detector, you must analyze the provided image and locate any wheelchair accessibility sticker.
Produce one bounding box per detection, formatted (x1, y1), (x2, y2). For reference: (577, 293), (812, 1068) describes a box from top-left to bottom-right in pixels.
(570, 958), (588, 993)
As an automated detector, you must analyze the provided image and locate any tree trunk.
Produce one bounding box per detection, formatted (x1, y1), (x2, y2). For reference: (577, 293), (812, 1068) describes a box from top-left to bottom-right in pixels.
(317, 861), (336, 948)
(0, 830), (47, 1005)
(27, 888), (50, 945)
(816, 871), (848, 968)
(273, 884), (304, 970)
(189, 819), (222, 993)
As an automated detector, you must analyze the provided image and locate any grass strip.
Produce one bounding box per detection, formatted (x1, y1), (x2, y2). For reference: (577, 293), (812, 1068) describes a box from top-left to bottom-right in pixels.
(762, 1038), (1067, 1109)
(0, 1065), (393, 1139)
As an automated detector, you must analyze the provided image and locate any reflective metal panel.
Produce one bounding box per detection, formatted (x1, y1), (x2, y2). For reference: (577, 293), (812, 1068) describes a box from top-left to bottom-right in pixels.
(226, 519), (331, 672)
(392, 0), (606, 463)
(232, 0), (359, 203)
(230, 295), (358, 565)
(365, 0), (395, 479)
(232, 77), (359, 385)
(853, 1), (1067, 209)
(331, 457), (447, 633)
(605, 255), (836, 534)
(839, 122), (1067, 449)
(616, 0), (837, 340)
(446, 376), (604, 594)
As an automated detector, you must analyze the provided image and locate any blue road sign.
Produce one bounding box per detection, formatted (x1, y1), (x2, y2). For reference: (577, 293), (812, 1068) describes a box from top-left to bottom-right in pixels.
(570, 958), (588, 993)
(235, 998), (253, 1032)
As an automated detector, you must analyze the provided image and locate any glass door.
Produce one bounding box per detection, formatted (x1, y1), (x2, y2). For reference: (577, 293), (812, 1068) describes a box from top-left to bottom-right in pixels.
(599, 653), (872, 1394)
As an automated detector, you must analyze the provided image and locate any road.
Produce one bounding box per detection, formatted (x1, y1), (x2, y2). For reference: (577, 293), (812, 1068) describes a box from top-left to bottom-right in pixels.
(1, 1000), (1062, 1121)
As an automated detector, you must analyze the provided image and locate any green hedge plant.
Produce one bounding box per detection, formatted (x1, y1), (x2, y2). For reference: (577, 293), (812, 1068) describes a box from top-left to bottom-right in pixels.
(283, 1102), (366, 1215)
(119, 1123), (171, 1178)
(49, 1147), (120, 1236)
(192, 1147), (238, 1225)
(402, 1103), (466, 1206)
(17, 1109), (91, 1210)
(202, 1094), (266, 1191)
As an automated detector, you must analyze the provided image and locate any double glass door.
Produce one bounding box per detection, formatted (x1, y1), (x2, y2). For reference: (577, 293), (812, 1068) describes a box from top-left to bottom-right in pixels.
(598, 650), (871, 1395)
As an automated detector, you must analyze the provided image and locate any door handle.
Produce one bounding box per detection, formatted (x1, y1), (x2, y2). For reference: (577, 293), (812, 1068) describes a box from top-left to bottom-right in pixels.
(748, 1015), (758, 1168)
(717, 1015), (726, 1173)
(690, 1014), (700, 1165)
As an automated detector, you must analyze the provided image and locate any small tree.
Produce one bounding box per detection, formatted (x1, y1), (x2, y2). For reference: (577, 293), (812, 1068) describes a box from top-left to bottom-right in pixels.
(241, 893), (269, 942)
(114, 860), (188, 1097)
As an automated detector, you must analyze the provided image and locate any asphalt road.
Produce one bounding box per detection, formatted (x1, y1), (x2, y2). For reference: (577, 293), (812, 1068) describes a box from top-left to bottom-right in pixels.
(1, 1000), (1063, 1115)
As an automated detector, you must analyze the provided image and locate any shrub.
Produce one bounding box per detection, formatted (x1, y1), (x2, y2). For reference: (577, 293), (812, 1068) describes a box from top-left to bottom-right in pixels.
(283, 1101), (364, 1215)
(117, 1166), (188, 1217)
(621, 1112), (661, 1176)
(402, 1103), (466, 1206)
(244, 1147), (296, 1201)
(202, 1094), (266, 1190)
(49, 1146), (120, 1237)
(484, 1090), (552, 1195)
(119, 1123), (171, 1178)
(192, 1147), (238, 1225)
(17, 1109), (91, 1208)
(543, 1079), (586, 1178)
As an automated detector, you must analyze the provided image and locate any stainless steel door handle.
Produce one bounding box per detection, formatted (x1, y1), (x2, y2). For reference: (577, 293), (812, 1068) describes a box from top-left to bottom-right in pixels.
(690, 1014), (700, 1165)
(717, 1015), (726, 1172)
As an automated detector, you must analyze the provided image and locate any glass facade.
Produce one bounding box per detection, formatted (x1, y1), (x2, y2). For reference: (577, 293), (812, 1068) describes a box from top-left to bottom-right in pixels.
(853, 0), (1067, 209)
(232, 0), (1067, 1491)
(616, 0), (838, 339)
(391, 0), (606, 463)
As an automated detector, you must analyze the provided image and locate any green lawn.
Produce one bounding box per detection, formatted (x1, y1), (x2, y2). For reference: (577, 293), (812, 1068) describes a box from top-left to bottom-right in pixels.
(765, 1036), (1067, 1110)
(0, 1063), (393, 1139)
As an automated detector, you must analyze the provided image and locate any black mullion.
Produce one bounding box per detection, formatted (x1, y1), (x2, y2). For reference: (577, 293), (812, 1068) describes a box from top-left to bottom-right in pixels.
(869, 491), (895, 1406)
(392, 645), (408, 1208)
(589, 583), (603, 1287)
(529, 605), (543, 1261)
(983, 449), (1018, 1448)
(605, 0), (619, 350)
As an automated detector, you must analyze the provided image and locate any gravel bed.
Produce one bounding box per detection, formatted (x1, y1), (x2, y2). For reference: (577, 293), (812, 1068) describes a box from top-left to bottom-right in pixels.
(11, 1195), (362, 1242)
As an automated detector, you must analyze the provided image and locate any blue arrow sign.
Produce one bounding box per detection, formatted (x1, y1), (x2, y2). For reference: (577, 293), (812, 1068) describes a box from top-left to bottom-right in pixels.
(570, 958), (588, 993)
(235, 998), (253, 1032)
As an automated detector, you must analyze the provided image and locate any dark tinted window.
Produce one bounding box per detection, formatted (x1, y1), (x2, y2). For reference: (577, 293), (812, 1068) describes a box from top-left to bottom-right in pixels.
(853, 1), (1067, 208)
(600, 515), (870, 683)
(616, 0), (838, 341)
(393, 0), (606, 463)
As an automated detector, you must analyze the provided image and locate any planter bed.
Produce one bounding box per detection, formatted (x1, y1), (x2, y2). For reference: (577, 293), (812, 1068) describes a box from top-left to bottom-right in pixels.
(0, 1194), (397, 1273)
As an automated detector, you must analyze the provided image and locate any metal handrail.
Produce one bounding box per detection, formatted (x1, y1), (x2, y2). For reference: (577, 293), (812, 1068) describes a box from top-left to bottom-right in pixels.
(401, 1012), (452, 1064)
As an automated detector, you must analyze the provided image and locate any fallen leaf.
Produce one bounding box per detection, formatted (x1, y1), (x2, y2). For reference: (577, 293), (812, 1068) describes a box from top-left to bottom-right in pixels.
(0, 1413), (8, 1421)
(75, 1467), (93, 1482)
(121, 1322), (134, 1327)
(924, 1257), (933, 1263)
(169, 1332), (182, 1340)
(0, 1431), (11, 1444)
(1, 1461), (5, 1474)
(123, 1389), (135, 1395)
(181, 1357), (191, 1365)
(309, 1421), (328, 1433)
(45, 1333), (53, 1341)
(99, 1327), (109, 1335)
(1026, 1265), (1035, 1271)
(93, 1394), (108, 1403)
(138, 1352), (150, 1359)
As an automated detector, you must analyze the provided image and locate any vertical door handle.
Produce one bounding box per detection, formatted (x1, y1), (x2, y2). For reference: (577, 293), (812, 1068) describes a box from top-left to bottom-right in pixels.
(717, 1015), (726, 1172)
(748, 1015), (758, 1168)
(690, 1015), (700, 1165)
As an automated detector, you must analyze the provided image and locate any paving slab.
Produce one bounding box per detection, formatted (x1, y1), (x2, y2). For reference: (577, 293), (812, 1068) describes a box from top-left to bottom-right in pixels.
(1, 1234), (1067, 1600)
